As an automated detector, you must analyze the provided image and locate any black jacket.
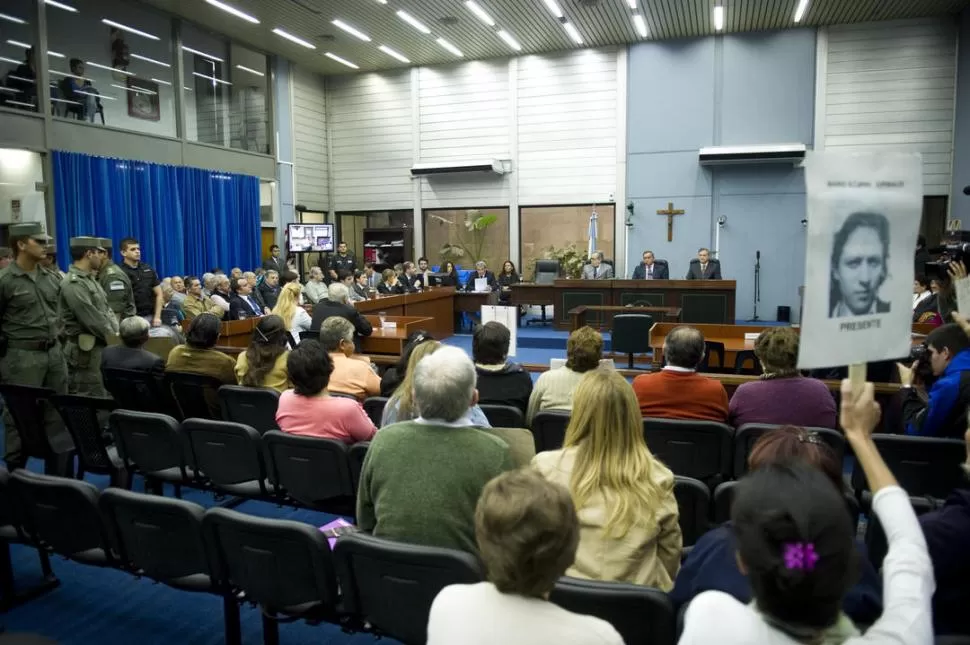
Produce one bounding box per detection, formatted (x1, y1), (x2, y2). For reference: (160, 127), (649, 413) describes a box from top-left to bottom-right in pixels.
(913, 293), (939, 323)
(310, 300), (373, 353)
(229, 293), (263, 320)
(328, 253), (357, 276)
(399, 274), (420, 293)
(632, 261), (669, 280)
(101, 345), (165, 380)
(258, 282), (280, 309)
(465, 271), (499, 292)
(475, 362), (533, 415)
(920, 489), (970, 635)
(262, 256), (284, 273)
(686, 259), (722, 280)
(377, 281), (405, 295)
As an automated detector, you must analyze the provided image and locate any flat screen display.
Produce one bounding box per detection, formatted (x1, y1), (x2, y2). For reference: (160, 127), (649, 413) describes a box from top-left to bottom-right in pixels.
(287, 223), (334, 253)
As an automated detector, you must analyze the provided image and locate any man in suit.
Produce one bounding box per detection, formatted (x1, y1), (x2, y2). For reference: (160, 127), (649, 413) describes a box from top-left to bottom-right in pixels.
(465, 261), (499, 292)
(581, 251), (613, 280)
(399, 261), (421, 292)
(101, 315), (165, 380)
(310, 282), (373, 353)
(414, 257), (433, 289)
(363, 262), (379, 290)
(262, 244), (284, 273)
(686, 248), (722, 280)
(829, 211), (890, 317)
(352, 270), (369, 301)
(631, 250), (668, 280)
(259, 270), (281, 309)
(228, 276), (264, 320)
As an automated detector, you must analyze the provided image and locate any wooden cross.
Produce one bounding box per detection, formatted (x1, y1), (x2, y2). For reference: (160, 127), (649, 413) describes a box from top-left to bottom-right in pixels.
(657, 202), (685, 242)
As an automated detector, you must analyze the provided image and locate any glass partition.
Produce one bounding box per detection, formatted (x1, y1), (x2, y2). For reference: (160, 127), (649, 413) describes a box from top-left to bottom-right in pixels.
(182, 22), (231, 148)
(0, 0), (39, 112)
(520, 204), (615, 279)
(0, 148), (47, 239)
(228, 42), (269, 153)
(423, 207), (510, 273)
(45, 0), (176, 136)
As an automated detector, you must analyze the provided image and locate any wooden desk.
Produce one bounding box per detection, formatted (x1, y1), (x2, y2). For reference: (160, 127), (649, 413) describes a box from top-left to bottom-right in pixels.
(455, 291), (499, 313)
(315, 288), (456, 339)
(509, 283), (556, 307)
(360, 315), (434, 355)
(570, 306), (682, 331)
(180, 317), (256, 348)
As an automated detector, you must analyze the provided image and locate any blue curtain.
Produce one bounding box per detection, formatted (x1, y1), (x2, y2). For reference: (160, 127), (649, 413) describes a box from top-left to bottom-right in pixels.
(52, 151), (260, 277)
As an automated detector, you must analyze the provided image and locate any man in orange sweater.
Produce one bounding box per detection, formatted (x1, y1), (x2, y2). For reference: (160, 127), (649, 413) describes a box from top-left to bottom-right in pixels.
(633, 326), (729, 421)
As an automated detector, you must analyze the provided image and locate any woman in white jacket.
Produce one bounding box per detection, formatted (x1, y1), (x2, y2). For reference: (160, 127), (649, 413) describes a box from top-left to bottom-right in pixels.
(272, 281), (312, 346)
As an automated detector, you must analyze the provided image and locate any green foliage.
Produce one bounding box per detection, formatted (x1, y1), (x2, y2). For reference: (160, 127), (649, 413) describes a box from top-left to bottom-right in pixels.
(526, 243), (589, 280)
(437, 209), (496, 265)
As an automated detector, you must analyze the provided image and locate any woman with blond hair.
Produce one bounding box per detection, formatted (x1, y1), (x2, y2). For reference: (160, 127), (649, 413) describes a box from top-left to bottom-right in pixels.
(381, 339), (491, 428)
(532, 368), (682, 589)
(272, 281), (312, 345)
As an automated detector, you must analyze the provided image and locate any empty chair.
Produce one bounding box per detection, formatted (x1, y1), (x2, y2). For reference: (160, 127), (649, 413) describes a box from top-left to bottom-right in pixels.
(733, 350), (761, 375)
(362, 397), (387, 427)
(101, 366), (167, 413)
(165, 371), (226, 420)
(348, 441), (369, 490)
(642, 418), (733, 488)
(733, 424), (845, 478)
(479, 404), (525, 429)
(699, 341), (726, 372)
(611, 314), (654, 369)
(218, 385), (280, 434)
(0, 468), (58, 610)
(0, 384), (73, 476)
(99, 488), (241, 645)
(673, 476), (710, 549)
(530, 410), (572, 452)
(203, 507), (344, 643)
(527, 259), (559, 326)
(334, 531), (483, 645)
(850, 435), (966, 501)
(9, 469), (114, 567)
(262, 431), (356, 515)
(109, 410), (194, 496)
(181, 419), (270, 499)
(49, 394), (127, 488)
(550, 577), (676, 645)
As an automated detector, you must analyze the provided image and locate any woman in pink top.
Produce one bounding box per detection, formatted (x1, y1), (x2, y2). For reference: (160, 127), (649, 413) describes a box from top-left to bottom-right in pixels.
(275, 340), (377, 444)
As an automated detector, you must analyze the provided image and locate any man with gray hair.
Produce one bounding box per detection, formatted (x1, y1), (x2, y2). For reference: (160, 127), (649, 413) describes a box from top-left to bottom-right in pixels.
(319, 316), (380, 400)
(357, 346), (515, 553)
(310, 281), (372, 352)
(303, 266), (328, 304)
(464, 260), (498, 292)
(581, 251), (613, 280)
(258, 269), (281, 309)
(101, 315), (165, 379)
(631, 325), (728, 421)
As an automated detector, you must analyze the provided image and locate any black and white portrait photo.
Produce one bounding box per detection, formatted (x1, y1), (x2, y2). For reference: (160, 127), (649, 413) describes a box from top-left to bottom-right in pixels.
(829, 211), (891, 318)
(799, 151), (922, 370)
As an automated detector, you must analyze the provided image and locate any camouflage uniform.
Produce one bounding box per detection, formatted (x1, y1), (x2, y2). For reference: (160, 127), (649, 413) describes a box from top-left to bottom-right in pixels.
(59, 239), (119, 398)
(0, 224), (69, 465)
(96, 237), (136, 322)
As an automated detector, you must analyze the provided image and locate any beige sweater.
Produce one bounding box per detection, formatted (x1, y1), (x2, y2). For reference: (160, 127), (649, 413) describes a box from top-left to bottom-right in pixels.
(532, 447), (682, 590)
(526, 366), (586, 424)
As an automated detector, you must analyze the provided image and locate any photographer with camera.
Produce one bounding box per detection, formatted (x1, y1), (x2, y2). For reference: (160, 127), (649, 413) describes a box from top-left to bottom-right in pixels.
(899, 321), (970, 439)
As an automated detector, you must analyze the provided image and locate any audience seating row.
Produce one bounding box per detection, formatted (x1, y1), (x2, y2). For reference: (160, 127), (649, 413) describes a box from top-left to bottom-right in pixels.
(0, 469), (678, 645)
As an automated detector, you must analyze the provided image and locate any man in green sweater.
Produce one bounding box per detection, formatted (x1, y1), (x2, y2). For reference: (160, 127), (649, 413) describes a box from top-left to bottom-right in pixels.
(356, 346), (515, 554)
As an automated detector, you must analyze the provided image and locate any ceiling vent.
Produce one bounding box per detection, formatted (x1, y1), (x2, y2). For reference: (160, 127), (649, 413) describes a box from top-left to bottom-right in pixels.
(698, 143), (807, 166)
(411, 160), (507, 176)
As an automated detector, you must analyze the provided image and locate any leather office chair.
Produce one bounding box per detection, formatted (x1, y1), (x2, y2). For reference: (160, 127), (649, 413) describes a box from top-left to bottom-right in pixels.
(262, 431), (356, 516)
(109, 410), (194, 497)
(673, 476), (710, 549)
(334, 532), (484, 644)
(218, 385), (280, 435)
(642, 418), (733, 489)
(550, 577), (676, 645)
(528, 259), (560, 326)
(612, 314), (653, 369)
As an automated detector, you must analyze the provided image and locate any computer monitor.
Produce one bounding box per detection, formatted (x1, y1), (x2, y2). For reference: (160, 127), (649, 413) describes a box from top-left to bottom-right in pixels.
(287, 223), (334, 253)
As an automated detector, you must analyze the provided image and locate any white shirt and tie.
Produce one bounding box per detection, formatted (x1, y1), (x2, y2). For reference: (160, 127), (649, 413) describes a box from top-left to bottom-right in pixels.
(646, 265), (654, 279)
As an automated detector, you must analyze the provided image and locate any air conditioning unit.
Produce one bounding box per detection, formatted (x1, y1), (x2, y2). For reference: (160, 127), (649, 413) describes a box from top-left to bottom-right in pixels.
(698, 143), (807, 166)
(410, 160), (507, 176)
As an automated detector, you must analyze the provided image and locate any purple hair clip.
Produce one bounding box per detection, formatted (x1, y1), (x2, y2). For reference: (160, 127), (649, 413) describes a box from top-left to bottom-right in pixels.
(783, 542), (819, 571)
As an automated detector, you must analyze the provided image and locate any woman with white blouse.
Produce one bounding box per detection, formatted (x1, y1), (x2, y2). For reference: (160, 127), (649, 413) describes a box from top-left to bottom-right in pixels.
(272, 281), (313, 346)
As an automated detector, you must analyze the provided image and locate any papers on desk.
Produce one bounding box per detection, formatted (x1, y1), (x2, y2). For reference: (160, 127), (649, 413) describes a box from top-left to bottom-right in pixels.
(482, 305), (518, 357)
(475, 277), (488, 292)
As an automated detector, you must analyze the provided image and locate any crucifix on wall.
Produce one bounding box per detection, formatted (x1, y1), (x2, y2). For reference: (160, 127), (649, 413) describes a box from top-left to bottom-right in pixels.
(657, 201), (685, 242)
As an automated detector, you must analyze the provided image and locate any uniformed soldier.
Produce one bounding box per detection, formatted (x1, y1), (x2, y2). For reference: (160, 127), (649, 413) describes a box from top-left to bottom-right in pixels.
(95, 237), (136, 322)
(59, 237), (119, 398)
(40, 244), (66, 279)
(0, 247), (12, 271)
(0, 223), (69, 467)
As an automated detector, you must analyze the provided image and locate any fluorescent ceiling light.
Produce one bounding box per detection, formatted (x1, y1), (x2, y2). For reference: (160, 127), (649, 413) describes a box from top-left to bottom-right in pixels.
(204, 0), (260, 24)
(7, 75), (34, 84)
(49, 69), (91, 82)
(47, 50), (65, 58)
(465, 1), (495, 27)
(130, 53), (170, 67)
(378, 45), (410, 64)
(102, 18), (159, 40)
(436, 38), (464, 57)
(0, 13), (27, 25)
(192, 71), (232, 85)
(396, 10), (430, 34)
(77, 89), (115, 100)
(45, 0), (78, 13)
(563, 22), (583, 45)
(497, 30), (521, 51)
(0, 57), (21, 65)
(272, 27), (316, 49)
(183, 86), (193, 92)
(793, 0), (809, 22)
(332, 19), (370, 42)
(324, 52), (359, 69)
(86, 60), (134, 76)
(6, 100), (35, 108)
(627, 0), (637, 7)
(713, 5), (724, 30)
(235, 64), (265, 77)
(111, 83), (157, 95)
(6, 40), (31, 49)
(542, 0), (564, 18)
(182, 46), (223, 62)
(50, 97), (80, 105)
(633, 14), (648, 38)
(150, 77), (171, 86)
(376, 0), (387, 3)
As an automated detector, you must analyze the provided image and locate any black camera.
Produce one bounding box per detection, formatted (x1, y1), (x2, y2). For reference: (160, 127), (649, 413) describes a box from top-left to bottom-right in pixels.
(925, 230), (970, 280)
(909, 342), (936, 386)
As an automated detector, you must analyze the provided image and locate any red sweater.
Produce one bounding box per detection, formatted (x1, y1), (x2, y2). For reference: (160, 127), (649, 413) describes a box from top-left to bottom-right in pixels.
(632, 369), (729, 422)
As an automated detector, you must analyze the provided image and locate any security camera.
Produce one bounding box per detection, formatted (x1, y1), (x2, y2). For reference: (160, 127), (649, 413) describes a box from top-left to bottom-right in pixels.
(717, 215), (727, 228)
(801, 218), (808, 227)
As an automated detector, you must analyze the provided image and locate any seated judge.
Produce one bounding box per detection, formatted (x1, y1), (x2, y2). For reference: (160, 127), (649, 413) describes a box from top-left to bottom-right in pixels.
(377, 268), (405, 294)
(228, 276), (264, 320)
(632, 250), (668, 280)
(829, 211), (890, 317)
(632, 326), (728, 421)
(581, 251), (613, 280)
(685, 248), (721, 280)
(497, 260), (520, 304)
(465, 261), (499, 292)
